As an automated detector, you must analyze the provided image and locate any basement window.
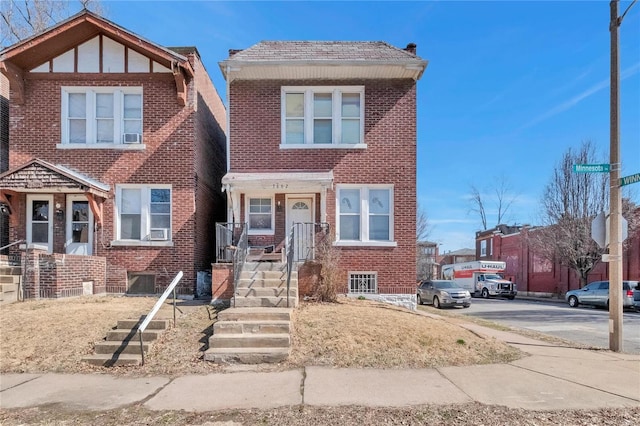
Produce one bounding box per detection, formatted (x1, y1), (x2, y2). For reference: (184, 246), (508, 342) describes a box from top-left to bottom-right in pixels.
(348, 272), (377, 294)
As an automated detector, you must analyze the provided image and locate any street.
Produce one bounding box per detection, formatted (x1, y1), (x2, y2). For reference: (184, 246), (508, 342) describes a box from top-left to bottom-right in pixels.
(457, 297), (640, 354)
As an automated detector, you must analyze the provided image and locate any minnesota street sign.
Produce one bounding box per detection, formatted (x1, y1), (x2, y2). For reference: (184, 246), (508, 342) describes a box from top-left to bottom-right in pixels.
(620, 172), (640, 187)
(573, 164), (610, 173)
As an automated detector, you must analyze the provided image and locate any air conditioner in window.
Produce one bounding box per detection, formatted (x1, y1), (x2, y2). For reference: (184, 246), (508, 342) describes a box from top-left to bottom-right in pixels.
(149, 228), (169, 241)
(123, 133), (142, 144)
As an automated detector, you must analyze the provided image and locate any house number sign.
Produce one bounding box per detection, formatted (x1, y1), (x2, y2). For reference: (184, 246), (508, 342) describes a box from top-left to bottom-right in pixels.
(272, 183), (289, 189)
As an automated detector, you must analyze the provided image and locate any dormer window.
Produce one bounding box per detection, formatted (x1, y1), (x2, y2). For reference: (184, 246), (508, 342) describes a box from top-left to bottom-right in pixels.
(60, 87), (143, 148)
(281, 86), (365, 149)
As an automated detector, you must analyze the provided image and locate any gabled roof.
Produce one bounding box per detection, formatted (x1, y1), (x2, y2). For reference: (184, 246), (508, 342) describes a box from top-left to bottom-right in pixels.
(0, 158), (109, 196)
(220, 41), (428, 81)
(0, 10), (193, 76)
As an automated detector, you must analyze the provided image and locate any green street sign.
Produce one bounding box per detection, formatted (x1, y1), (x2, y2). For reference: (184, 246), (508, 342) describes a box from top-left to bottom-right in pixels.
(573, 164), (610, 173)
(620, 172), (640, 187)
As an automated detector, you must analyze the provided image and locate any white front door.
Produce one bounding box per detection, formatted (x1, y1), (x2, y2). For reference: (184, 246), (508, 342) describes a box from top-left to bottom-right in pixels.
(66, 195), (93, 255)
(26, 194), (54, 253)
(286, 198), (313, 261)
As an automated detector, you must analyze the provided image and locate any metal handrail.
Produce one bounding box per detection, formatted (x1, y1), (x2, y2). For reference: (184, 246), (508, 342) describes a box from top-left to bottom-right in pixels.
(232, 224), (248, 308)
(285, 224), (295, 308)
(138, 271), (183, 365)
(0, 239), (25, 253)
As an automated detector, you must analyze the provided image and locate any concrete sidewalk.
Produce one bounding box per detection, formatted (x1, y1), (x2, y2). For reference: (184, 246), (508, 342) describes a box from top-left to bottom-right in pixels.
(2, 320), (639, 414)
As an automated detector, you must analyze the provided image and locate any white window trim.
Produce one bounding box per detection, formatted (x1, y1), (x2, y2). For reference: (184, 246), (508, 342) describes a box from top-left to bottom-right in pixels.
(480, 240), (487, 257)
(112, 184), (173, 246)
(334, 184), (396, 247)
(280, 86), (366, 148)
(26, 194), (54, 253)
(246, 195), (275, 235)
(60, 86), (144, 148)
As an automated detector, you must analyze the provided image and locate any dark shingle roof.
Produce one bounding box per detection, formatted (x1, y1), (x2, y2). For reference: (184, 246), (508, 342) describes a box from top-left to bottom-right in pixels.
(225, 41), (422, 63)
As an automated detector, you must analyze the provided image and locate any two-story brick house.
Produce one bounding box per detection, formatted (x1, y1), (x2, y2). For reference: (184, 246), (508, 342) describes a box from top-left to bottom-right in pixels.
(217, 41), (427, 304)
(0, 11), (226, 297)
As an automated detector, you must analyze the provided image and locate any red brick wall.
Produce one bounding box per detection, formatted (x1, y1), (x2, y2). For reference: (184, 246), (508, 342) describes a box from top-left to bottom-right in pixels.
(489, 226), (640, 295)
(7, 67), (226, 295)
(228, 78), (417, 292)
(21, 250), (106, 299)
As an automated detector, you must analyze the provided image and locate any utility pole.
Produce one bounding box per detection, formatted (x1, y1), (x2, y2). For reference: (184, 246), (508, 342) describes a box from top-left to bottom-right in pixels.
(609, 0), (623, 352)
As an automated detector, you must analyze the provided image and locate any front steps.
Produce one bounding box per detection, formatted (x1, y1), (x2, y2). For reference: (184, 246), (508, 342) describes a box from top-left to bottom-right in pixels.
(82, 318), (170, 367)
(0, 266), (21, 306)
(205, 261), (297, 364)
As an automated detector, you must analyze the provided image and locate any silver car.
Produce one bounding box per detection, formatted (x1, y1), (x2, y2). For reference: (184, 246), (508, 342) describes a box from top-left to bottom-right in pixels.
(417, 280), (471, 309)
(565, 280), (638, 309)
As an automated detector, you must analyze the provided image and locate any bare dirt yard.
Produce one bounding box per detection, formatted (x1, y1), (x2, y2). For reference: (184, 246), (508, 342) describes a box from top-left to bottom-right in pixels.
(1, 296), (638, 425)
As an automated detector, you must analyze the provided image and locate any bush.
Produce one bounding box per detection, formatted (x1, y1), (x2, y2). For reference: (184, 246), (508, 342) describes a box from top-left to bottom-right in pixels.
(313, 232), (342, 302)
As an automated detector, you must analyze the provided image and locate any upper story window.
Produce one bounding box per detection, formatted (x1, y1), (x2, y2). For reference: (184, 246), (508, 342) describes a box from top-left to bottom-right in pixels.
(113, 185), (172, 246)
(335, 185), (395, 247)
(480, 240), (487, 257)
(281, 86), (365, 149)
(61, 87), (143, 148)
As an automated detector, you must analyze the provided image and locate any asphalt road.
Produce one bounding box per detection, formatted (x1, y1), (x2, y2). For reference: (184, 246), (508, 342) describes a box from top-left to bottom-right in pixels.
(457, 297), (640, 354)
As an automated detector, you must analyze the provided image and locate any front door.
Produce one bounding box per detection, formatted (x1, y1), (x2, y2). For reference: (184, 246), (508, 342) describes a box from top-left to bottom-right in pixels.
(66, 195), (93, 255)
(286, 198), (313, 261)
(26, 194), (53, 253)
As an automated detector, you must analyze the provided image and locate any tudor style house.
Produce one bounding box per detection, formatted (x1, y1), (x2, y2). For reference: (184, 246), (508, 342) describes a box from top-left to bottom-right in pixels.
(0, 11), (226, 298)
(217, 41), (427, 302)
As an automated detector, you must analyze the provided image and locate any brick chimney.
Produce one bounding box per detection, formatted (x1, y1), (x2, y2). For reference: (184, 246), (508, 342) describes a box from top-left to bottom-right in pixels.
(404, 43), (417, 55)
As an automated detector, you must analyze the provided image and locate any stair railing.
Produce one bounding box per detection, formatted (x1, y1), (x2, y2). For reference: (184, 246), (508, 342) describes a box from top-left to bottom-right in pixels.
(285, 224), (296, 308)
(138, 270), (183, 365)
(0, 239), (25, 254)
(232, 224), (248, 308)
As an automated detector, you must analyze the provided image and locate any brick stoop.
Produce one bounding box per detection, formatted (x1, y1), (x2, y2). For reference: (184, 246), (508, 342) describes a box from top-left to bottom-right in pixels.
(205, 261), (297, 364)
(82, 318), (170, 367)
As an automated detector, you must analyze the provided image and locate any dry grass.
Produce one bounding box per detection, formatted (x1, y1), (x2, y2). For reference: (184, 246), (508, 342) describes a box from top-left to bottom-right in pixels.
(0, 295), (521, 377)
(288, 298), (521, 368)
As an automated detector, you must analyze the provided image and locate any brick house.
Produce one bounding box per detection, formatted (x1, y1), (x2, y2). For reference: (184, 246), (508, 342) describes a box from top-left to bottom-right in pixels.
(214, 41), (427, 307)
(0, 11), (226, 298)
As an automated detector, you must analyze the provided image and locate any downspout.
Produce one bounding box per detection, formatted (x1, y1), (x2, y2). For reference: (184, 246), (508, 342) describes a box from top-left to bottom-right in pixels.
(225, 65), (231, 173)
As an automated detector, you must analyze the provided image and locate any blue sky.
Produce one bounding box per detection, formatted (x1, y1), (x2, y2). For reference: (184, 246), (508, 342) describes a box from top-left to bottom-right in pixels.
(100, 0), (640, 253)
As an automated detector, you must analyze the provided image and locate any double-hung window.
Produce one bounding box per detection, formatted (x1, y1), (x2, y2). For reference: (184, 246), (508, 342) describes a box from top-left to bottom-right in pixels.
(247, 197), (273, 234)
(115, 185), (171, 244)
(336, 185), (395, 246)
(281, 86), (364, 147)
(61, 87), (143, 147)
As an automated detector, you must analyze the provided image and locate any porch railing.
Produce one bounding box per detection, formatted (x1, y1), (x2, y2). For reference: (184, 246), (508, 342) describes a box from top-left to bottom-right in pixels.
(232, 224), (248, 308)
(285, 222), (330, 307)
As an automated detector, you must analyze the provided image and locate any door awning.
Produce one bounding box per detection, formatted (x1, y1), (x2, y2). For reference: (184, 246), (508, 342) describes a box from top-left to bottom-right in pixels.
(221, 171), (333, 192)
(0, 158), (110, 225)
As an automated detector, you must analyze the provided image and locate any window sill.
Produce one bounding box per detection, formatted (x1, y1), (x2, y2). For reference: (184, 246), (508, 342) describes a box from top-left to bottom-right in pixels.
(333, 241), (397, 248)
(247, 230), (275, 236)
(110, 240), (174, 247)
(57, 143), (146, 150)
(279, 143), (367, 150)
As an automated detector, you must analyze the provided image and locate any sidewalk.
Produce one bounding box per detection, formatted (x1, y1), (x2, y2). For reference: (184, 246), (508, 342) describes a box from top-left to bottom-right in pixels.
(1, 318), (638, 414)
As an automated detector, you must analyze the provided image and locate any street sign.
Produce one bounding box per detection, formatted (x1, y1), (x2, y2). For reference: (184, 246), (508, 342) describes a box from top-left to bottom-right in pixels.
(591, 211), (628, 249)
(573, 164), (610, 173)
(620, 172), (640, 187)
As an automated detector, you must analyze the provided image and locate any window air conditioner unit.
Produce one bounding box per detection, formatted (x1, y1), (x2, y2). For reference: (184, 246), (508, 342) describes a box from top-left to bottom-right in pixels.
(123, 133), (142, 144)
(149, 228), (169, 241)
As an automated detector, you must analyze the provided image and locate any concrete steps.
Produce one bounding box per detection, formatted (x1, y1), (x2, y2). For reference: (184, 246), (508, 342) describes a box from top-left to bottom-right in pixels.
(0, 267), (21, 306)
(205, 261), (296, 364)
(82, 318), (170, 367)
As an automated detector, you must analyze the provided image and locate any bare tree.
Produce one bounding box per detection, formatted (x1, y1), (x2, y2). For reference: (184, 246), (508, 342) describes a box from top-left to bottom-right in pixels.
(528, 141), (608, 287)
(1, 0), (102, 48)
(469, 174), (518, 230)
(469, 185), (487, 230)
(416, 202), (431, 242)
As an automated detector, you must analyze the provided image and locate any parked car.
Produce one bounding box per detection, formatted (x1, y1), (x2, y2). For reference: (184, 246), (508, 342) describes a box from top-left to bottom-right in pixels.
(565, 280), (639, 309)
(417, 280), (471, 309)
